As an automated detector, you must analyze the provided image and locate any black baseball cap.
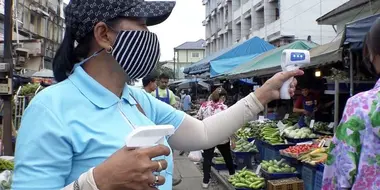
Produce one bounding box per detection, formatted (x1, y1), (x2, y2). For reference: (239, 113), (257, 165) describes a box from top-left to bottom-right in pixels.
(65, 0), (176, 41)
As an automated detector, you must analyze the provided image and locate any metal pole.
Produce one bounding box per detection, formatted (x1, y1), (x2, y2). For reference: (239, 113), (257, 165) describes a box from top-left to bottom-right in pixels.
(334, 80), (339, 131)
(3, 0), (14, 156)
(173, 50), (176, 80)
(349, 50), (354, 97)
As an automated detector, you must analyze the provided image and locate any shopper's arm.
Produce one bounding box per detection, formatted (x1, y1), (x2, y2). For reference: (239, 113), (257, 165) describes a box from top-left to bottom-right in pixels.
(168, 92), (264, 151)
(293, 96), (305, 113)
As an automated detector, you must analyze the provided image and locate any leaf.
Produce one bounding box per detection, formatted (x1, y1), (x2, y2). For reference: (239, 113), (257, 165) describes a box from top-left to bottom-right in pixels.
(376, 155), (380, 165)
(326, 154), (336, 165)
(348, 151), (359, 165)
(336, 123), (348, 141)
(369, 100), (378, 116)
(345, 116), (366, 131)
(349, 169), (357, 184)
(368, 157), (376, 165)
(327, 142), (336, 153)
(371, 111), (380, 127)
(346, 131), (361, 148)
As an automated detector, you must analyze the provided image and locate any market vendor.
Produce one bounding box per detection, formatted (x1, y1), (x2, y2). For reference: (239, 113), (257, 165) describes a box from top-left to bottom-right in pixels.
(293, 86), (317, 127)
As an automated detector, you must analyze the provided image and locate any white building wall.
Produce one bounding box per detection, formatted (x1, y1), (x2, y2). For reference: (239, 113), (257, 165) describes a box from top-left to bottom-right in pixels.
(203, 0), (349, 55)
(278, 0), (343, 45)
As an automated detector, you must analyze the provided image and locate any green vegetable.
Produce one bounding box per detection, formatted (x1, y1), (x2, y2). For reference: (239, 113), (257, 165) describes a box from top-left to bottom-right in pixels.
(228, 168), (265, 189)
(233, 139), (258, 153)
(0, 159), (14, 171)
(260, 159), (297, 174)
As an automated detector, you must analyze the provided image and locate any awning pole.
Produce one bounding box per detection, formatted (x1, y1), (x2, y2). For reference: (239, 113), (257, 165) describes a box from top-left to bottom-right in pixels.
(334, 80), (340, 131)
(349, 50), (354, 97)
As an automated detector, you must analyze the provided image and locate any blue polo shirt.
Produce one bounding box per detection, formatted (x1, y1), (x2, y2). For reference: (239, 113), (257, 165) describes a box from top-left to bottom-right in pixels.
(12, 66), (185, 190)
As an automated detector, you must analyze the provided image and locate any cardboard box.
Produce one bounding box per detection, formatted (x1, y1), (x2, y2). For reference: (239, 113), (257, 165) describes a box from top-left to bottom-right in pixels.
(267, 177), (304, 190)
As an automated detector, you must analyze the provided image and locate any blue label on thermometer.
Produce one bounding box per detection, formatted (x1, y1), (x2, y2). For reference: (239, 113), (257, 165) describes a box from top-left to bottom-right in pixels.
(290, 52), (306, 61)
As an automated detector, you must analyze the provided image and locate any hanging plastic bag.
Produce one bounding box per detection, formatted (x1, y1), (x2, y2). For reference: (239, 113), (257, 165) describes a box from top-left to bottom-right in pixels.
(0, 170), (12, 190)
(188, 150), (202, 162)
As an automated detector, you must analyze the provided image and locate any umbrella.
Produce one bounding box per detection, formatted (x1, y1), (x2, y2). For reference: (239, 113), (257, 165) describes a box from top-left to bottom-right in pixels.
(32, 69), (54, 78)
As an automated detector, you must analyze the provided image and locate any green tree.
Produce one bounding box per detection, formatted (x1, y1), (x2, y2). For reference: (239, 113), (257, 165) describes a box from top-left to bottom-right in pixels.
(151, 62), (175, 78)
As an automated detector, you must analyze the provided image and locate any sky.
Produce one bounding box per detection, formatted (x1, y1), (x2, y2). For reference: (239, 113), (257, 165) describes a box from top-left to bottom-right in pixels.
(63, 0), (205, 61)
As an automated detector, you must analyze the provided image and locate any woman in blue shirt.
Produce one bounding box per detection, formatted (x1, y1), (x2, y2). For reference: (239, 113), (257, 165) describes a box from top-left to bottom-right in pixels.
(12, 1), (303, 190)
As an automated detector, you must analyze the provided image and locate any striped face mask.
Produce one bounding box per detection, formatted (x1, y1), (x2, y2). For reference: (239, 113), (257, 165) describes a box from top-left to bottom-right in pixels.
(111, 30), (160, 79)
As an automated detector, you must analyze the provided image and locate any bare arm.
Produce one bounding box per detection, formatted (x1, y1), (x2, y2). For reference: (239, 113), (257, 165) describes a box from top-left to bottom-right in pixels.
(293, 107), (305, 114)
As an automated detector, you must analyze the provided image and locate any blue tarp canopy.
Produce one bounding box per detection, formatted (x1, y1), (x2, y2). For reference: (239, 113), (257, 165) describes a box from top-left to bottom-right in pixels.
(342, 13), (380, 50)
(210, 54), (259, 78)
(184, 37), (275, 75)
(238, 78), (256, 85)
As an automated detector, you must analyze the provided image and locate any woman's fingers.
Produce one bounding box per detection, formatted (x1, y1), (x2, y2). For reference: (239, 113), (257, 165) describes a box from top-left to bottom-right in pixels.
(288, 78), (298, 97)
(147, 173), (166, 186)
(152, 159), (168, 172)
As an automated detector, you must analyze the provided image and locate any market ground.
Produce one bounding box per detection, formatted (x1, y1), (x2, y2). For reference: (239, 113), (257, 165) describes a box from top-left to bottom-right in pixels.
(172, 151), (226, 190)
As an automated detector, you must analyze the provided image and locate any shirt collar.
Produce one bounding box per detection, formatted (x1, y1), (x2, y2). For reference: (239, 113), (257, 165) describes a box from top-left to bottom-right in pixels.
(69, 66), (137, 108)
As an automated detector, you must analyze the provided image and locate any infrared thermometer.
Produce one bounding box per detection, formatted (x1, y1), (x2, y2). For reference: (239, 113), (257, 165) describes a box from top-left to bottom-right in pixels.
(125, 125), (175, 148)
(280, 49), (310, 99)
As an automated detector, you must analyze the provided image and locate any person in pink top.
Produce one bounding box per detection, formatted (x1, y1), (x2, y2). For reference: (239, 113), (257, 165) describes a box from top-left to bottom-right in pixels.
(197, 87), (235, 189)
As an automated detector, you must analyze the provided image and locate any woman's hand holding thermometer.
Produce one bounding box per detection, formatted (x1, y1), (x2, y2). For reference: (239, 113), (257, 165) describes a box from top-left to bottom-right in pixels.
(280, 50), (310, 99)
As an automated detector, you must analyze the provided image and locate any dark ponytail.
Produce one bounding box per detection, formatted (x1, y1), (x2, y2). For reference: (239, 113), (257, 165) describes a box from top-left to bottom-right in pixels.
(53, 27), (77, 82)
(53, 27), (95, 82)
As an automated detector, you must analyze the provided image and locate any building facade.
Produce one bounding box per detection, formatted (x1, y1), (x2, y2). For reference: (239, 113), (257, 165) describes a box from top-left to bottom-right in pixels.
(203, 0), (349, 55)
(0, 0), (65, 71)
(173, 39), (205, 79)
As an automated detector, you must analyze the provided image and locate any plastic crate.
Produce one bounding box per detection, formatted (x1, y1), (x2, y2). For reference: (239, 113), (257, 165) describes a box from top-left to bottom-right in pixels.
(302, 165), (315, 190)
(264, 147), (281, 160)
(285, 137), (317, 144)
(235, 188), (251, 190)
(212, 163), (227, 171)
(267, 113), (277, 120)
(232, 151), (254, 170)
(261, 168), (300, 180)
(255, 140), (265, 161)
(314, 170), (323, 190)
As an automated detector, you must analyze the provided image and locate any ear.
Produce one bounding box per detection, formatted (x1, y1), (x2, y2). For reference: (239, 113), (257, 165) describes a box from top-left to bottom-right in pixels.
(93, 22), (115, 50)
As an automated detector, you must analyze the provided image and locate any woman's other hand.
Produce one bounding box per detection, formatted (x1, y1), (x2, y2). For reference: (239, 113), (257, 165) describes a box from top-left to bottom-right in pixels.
(255, 70), (304, 105)
(93, 145), (170, 190)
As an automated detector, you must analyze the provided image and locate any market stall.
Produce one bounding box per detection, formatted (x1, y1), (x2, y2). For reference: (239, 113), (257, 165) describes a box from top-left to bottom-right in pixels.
(213, 116), (333, 190)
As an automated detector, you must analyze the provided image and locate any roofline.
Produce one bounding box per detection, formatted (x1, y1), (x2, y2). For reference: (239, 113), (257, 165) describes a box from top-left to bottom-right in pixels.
(316, 0), (368, 23)
(174, 48), (206, 51)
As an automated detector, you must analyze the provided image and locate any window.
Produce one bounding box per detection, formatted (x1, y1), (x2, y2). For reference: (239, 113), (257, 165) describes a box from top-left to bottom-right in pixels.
(30, 14), (35, 25)
(192, 52), (200, 58)
(275, 8), (280, 20)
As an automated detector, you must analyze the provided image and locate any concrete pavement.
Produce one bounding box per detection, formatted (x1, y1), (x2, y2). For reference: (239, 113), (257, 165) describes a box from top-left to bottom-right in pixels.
(172, 151), (226, 190)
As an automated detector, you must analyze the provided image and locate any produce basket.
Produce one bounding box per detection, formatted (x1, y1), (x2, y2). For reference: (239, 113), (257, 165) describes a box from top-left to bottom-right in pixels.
(232, 151), (254, 170)
(235, 188), (264, 190)
(261, 168), (300, 180)
(301, 163), (325, 190)
(261, 140), (294, 161)
(313, 130), (333, 136)
(302, 164), (315, 190)
(212, 162), (228, 171)
(314, 170), (323, 190)
(285, 137), (317, 143)
(255, 140), (265, 161)
(261, 140), (295, 150)
(260, 160), (300, 180)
